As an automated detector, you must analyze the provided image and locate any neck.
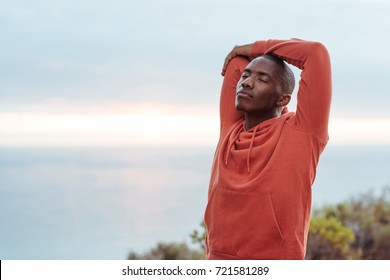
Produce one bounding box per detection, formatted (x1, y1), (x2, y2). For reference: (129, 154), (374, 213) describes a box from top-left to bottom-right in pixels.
(244, 109), (282, 130)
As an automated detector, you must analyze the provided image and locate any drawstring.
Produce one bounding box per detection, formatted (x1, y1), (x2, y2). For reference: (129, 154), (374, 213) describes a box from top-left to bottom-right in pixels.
(224, 125), (243, 166)
(224, 123), (259, 173)
(247, 125), (258, 173)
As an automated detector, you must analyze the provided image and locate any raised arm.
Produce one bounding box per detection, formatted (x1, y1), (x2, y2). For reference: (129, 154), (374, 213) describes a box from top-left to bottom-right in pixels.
(252, 39), (332, 142)
(218, 55), (249, 135)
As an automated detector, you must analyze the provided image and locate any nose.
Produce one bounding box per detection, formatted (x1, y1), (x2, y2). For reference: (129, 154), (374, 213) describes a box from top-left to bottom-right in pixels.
(241, 75), (253, 89)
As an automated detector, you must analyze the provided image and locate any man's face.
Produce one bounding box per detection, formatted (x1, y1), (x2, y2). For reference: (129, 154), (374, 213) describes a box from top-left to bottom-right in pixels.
(235, 57), (281, 114)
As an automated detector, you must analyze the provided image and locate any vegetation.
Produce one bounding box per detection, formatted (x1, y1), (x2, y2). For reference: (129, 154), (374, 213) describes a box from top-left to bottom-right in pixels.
(189, 220), (206, 251)
(127, 186), (390, 260)
(128, 242), (204, 260)
(308, 186), (390, 259)
(305, 216), (355, 259)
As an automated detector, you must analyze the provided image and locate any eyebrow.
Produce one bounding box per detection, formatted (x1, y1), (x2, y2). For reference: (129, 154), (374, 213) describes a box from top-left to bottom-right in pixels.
(242, 69), (272, 79)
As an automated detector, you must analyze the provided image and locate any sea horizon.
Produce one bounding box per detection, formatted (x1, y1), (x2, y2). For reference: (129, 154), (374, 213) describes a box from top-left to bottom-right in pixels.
(1, 144), (389, 259)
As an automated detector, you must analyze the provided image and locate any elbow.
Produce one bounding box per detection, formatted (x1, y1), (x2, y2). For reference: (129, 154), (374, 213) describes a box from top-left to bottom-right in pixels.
(301, 41), (331, 71)
(309, 41), (330, 62)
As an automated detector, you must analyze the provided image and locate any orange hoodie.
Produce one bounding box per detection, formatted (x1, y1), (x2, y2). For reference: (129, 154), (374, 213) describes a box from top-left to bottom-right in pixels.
(204, 39), (332, 260)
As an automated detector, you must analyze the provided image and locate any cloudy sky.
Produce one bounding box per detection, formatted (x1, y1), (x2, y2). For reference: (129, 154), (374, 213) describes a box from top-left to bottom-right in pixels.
(1, 0), (390, 146)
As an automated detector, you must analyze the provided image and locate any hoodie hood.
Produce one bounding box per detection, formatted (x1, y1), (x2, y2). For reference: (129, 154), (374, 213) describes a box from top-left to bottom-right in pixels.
(223, 112), (294, 173)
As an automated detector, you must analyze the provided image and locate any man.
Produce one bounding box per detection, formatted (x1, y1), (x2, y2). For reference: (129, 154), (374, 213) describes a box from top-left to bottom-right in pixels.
(204, 39), (332, 260)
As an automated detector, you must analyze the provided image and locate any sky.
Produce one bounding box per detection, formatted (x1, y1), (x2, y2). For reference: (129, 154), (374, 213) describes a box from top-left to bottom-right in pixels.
(1, 0), (390, 146)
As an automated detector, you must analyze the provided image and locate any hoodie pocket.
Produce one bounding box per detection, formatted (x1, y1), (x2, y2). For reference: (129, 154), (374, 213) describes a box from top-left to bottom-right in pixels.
(205, 187), (284, 259)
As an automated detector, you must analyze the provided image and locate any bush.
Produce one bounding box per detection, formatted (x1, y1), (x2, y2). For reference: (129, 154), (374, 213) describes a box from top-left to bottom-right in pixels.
(128, 242), (205, 260)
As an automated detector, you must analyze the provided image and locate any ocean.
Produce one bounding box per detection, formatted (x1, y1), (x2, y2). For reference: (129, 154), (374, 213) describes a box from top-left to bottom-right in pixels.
(0, 145), (389, 259)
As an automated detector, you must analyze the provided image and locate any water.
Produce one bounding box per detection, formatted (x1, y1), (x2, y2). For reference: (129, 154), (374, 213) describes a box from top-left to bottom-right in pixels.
(0, 145), (389, 259)
(313, 144), (390, 206)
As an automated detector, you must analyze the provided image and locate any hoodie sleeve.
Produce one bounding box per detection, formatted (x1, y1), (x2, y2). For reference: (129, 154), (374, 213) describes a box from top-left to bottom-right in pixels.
(252, 39), (332, 142)
(219, 56), (249, 136)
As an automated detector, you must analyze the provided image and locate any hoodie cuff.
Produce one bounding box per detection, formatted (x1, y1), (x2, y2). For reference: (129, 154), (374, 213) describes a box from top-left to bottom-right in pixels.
(251, 40), (268, 57)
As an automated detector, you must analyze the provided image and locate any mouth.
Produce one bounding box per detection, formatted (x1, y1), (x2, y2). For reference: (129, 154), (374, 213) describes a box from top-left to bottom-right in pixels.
(236, 90), (253, 99)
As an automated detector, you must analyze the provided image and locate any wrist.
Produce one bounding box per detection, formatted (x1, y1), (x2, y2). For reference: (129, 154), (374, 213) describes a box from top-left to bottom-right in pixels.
(251, 40), (267, 57)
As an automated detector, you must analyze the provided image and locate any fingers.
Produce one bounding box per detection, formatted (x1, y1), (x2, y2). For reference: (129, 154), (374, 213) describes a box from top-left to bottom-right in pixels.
(221, 44), (253, 75)
(221, 49), (237, 76)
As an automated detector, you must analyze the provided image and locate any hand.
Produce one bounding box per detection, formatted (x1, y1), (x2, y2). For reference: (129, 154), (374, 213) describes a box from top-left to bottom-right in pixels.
(221, 43), (254, 76)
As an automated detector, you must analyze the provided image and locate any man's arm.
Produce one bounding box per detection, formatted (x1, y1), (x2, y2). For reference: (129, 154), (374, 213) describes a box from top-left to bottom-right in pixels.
(224, 39), (332, 142)
(256, 39), (332, 141)
(219, 55), (249, 135)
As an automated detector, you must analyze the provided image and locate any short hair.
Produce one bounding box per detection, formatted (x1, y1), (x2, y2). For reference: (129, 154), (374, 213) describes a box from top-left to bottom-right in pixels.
(261, 54), (295, 95)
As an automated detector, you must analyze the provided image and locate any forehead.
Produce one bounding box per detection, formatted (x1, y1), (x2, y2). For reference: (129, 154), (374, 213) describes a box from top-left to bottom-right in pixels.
(244, 56), (280, 77)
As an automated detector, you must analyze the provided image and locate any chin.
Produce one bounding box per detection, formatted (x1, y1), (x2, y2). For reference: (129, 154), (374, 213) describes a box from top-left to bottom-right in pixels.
(235, 101), (248, 112)
(235, 103), (243, 112)
(235, 106), (245, 112)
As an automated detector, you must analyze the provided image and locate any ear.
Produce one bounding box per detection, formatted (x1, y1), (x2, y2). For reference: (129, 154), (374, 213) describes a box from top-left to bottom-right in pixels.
(277, 94), (291, 107)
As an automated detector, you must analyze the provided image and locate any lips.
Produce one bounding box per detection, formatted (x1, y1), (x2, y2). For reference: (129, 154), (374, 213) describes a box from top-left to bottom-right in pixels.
(236, 90), (253, 99)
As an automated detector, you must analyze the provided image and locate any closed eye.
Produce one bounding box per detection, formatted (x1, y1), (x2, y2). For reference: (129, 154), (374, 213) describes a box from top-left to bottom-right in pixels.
(241, 69), (250, 79)
(241, 74), (249, 79)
